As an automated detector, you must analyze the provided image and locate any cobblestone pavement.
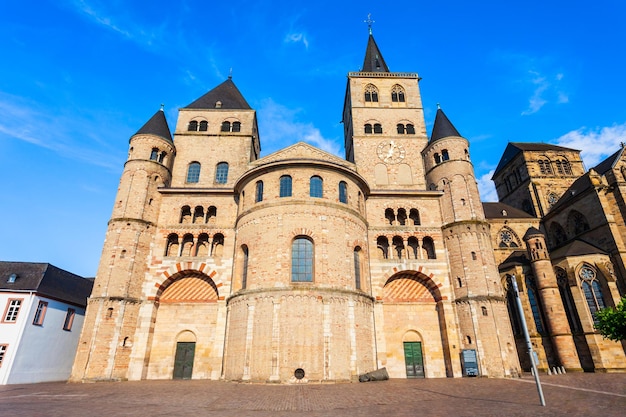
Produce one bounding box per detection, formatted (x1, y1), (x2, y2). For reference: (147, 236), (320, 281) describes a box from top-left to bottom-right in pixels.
(0, 373), (624, 417)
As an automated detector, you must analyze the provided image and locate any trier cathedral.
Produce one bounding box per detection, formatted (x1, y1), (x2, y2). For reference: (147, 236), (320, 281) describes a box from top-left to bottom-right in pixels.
(71, 32), (626, 383)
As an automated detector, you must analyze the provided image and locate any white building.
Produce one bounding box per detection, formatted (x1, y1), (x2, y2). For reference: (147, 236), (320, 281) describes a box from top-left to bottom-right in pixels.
(0, 262), (93, 384)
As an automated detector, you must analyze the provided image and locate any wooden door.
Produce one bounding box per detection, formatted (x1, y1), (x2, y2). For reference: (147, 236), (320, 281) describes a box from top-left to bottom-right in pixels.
(403, 341), (425, 378)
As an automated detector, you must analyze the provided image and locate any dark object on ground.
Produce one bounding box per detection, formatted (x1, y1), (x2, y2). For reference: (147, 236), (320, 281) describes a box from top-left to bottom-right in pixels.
(358, 367), (389, 382)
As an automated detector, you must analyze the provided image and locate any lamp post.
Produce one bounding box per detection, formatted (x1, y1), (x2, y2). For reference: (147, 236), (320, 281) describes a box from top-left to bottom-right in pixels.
(510, 275), (546, 406)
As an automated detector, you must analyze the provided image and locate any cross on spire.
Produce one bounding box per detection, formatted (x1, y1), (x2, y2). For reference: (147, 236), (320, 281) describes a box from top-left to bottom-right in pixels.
(364, 13), (375, 35)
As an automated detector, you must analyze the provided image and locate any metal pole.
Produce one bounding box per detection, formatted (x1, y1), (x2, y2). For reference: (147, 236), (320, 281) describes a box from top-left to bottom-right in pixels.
(510, 275), (546, 406)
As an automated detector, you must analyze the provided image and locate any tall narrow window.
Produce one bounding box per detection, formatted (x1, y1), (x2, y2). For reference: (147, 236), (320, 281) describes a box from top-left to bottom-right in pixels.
(434, 153), (441, 164)
(63, 308), (76, 331)
(280, 175), (292, 197)
(150, 148), (159, 161)
(441, 149), (450, 161)
(526, 277), (544, 333)
(187, 120), (198, 131)
(364, 84), (378, 102)
(338, 181), (348, 203)
(186, 162), (201, 183)
(3, 299), (22, 322)
(215, 162), (229, 184)
(391, 84), (406, 102)
(354, 247), (362, 290)
(255, 181), (264, 202)
(409, 208), (420, 225)
(506, 276), (522, 335)
(232, 121), (241, 132)
(0, 345), (6, 367)
(310, 176), (323, 198)
(32, 301), (48, 326)
(580, 266), (605, 322)
(292, 237), (313, 282)
(557, 269), (582, 332)
(423, 237), (436, 259)
(199, 120), (208, 131)
(241, 246), (249, 289)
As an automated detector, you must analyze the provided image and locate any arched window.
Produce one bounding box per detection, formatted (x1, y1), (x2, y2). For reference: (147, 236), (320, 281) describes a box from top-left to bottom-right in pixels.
(409, 208), (420, 225)
(397, 208), (407, 225)
(441, 149), (450, 161)
(221, 121), (231, 132)
(549, 222), (568, 246)
(150, 148), (159, 161)
(255, 181), (264, 202)
(280, 175), (292, 197)
(338, 181), (348, 203)
(196, 233), (209, 257)
(354, 247), (362, 290)
(310, 176), (323, 198)
(199, 120), (208, 131)
(407, 237), (419, 259)
(215, 162), (229, 184)
(193, 206), (204, 223)
(555, 158), (572, 175)
(397, 124), (405, 134)
(292, 237), (313, 282)
(538, 159), (553, 175)
(165, 234), (179, 256)
(186, 162), (201, 183)
(373, 123), (383, 134)
(481, 306), (488, 316)
(580, 265), (606, 322)
(406, 124), (415, 134)
(391, 84), (406, 102)
(364, 124), (373, 134)
(377, 236), (389, 259)
(232, 121), (241, 132)
(526, 276), (545, 334)
(434, 153), (441, 164)
(568, 210), (590, 236)
(423, 236), (436, 259)
(188, 120), (198, 131)
(206, 206), (217, 223)
(180, 206), (191, 223)
(364, 84), (378, 102)
(556, 268), (582, 332)
(392, 235), (405, 259)
(241, 245), (249, 289)
(181, 234), (194, 256)
(158, 151), (166, 163)
(385, 208), (395, 225)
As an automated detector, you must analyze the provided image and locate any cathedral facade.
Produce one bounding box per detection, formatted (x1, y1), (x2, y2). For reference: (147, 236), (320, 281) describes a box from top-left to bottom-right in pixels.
(70, 33), (624, 383)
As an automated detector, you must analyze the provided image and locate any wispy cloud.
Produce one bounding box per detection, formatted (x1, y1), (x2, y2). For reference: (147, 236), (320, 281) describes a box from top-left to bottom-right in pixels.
(476, 169), (498, 202)
(520, 70), (568, 115)
(257, 98), (341, 156)
(285, 32), (309, 49)
(554, 123), (626, 168)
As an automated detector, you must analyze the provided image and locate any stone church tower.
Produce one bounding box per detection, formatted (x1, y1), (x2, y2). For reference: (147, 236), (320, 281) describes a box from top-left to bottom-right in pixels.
(71, 30), (521, 383)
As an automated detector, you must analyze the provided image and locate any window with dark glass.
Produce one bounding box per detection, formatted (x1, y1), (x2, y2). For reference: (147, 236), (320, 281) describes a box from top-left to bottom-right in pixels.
(441, 149), (450, 161)
(354, 247), (361, 290)
(310, 176), (323, 198)
(232, 121), (241, 132)
(406, 124), (415, 134)
(397, 124), (405, 134)
(526, 277), (545, 333)
(280, 175), (292, 197)
(32, 301), (48, 326)
(373, 123), (383, 134)
(186, 162), (201, 183)
(188, 120), (198, 131)
(215, 162), (229, 184)
(339, 181), (348, 203)
(199, 120), (208, 131)
(364, 84), (378, 102)
(63, 308), (76, 331)
(364, 124), (373, 134)
(150, 148), (159, 161)
(255, 181), (264, 202)
(241, 246), (249, 289)
(391, 85), (406, 102)
(221, 121), (231, 132)
(292, 237), (313, 282)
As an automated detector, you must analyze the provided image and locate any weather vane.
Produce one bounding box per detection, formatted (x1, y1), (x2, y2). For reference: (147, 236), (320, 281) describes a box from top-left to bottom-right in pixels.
(364, 13), (374, 35)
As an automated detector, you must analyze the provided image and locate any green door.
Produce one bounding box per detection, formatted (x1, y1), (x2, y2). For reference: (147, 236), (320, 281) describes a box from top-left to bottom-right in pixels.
(173, 342), (195, 379)
(403, 341), (425, 378)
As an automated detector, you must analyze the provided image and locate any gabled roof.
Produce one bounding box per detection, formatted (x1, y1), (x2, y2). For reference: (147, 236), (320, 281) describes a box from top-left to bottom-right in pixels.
(184, 78), (251, 110)
(0, 262), (93, 307)
(492, 142), (580, 177)
(482, 202), (537, 219)
(550, 239), (607, 260)
(134, 109), (172, 143)
(592, 147), (624, 175)
(548, 174), (593, 211)
(498, 250), (529, 270)
(361, 34), (389, 72)
(429, 108), (461, 143)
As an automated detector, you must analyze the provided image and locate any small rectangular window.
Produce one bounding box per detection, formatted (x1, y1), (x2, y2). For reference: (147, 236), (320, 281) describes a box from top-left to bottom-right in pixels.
(63, 308), (76, 331)
(32, 301), (48, 326)
(3, 299), (23, 323)
(0, 344), (7, 367)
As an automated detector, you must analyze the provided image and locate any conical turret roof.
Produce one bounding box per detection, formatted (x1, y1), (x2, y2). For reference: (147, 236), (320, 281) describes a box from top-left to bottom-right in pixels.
(361, 34), (389, 72)
(184, 78), (251, 110)
(134, 109), (172, 143)
(523, 226), (544, 240)
(430, 108), (462, 143)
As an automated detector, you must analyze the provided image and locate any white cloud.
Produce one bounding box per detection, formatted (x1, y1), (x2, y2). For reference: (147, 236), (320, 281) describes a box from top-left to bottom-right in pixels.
(521, 71), (549, 115)
(554, 123), (626, 168)
(284, 32), (309, 49)
(257, 98), (341, 156)
(476, 169), (498, 202)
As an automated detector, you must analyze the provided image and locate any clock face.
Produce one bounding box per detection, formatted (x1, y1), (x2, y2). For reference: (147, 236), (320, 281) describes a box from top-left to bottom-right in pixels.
(377, 140), (406, 164)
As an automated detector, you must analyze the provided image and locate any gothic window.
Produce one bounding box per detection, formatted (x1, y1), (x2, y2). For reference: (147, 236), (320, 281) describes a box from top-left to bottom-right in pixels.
(232, 121), (241, 132)
(215, 162), (229, 184)
(193, 206), (204, 223)
(241, 245), (249, 289)
(354, 247), (362, 290)
(397, 124), (405, 134)
(498, 228), (519, 248)
(373, 123), (383, 134)
(180, 206), (192, 223)
(526, 276), (545, 334)
(423, 236), (436, 259)
(441, 149), (450, 161)
(280, 175), (292, 197)
(555, 158), (572, 175)
(538, 159), (553, 175)
(188, 120), (198, 131)
(199, 120), (208, 131)
(434, 153), (441, 164)
(364, 124), (373, 134)
(556, 268), (582, 332)
(377, 236), (389, 259)
(391, 84), (406, 102)
(310, 176), (323, 198)
(406, 124), (415, 134)
(338, 181), (348, 203)
(549, 222), (568, 246)
(150, 148), (159, 161)
(206, 206), (217, 223)
(364, 84), (379, 102)
(547, 192), (559, 208)
(255, 181), (264, 202)
(407, 237), (419, 259)
(292, 237), (314, 282)
(385, 208), (395, 225)
(221, 121), (231, 132)
(579, 265), (606, 322)
(186, 162), (201, 183)
(392, 236), (405, 259)
(505, 276), (522, 335)
(409, 208), (420, 225)
(567, 210), (590, 236)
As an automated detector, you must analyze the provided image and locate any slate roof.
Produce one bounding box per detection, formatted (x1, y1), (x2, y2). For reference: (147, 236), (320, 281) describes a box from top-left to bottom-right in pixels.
(523, 226), (544, 239)
(498, 250), (529, 269)
(134, 109), (172, 143)
(592, 147), (624, 175)
(184, 78), (251, 110)
(361, 34), (389, 72)
(548, 174), (593, 211)
(0, 262), (93, 307)
(482, 202), (536, 219)
(492, 142), (580, 177)
(430, 108), (461, 143)
(550, 239), (607, 260)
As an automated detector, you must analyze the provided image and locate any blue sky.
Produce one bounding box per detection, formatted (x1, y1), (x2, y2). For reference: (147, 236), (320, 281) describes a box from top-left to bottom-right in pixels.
(2, 0), (626, 277)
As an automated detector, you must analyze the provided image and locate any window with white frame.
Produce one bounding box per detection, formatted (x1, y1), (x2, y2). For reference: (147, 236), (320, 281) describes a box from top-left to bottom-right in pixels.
(3, 299), (23, 323)
(0, 344), (7, 367)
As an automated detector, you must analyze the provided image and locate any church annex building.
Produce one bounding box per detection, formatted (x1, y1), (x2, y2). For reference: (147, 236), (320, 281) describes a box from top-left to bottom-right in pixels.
(70, 33), (626, 383)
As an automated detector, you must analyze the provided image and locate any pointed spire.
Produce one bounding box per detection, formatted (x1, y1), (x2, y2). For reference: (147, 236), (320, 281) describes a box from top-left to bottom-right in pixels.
(134, 108), (172, 143)
(430, 107), (462, 143)
(184, 78), (251, 110)
(361, 33), (389, 73)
